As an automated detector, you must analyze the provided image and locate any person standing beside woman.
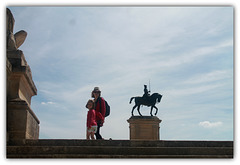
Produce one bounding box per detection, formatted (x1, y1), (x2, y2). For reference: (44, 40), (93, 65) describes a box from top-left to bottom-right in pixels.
(86, 99), (97, 140)
(91, 87), (105, 140)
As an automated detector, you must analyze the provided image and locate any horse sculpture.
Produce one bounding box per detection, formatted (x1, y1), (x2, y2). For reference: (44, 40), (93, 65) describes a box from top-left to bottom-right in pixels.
(129, 93), (163, 116)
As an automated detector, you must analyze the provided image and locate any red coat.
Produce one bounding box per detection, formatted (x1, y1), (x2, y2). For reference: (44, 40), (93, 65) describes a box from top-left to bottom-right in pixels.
(87, 109), (97, 128)
(95, 97), (105, 122)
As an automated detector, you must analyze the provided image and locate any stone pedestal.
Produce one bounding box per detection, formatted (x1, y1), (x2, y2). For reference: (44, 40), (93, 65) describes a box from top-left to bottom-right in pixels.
(7, 99), (40, 140)
(127, 116), (162, 140)
(7, 50), (39, 141)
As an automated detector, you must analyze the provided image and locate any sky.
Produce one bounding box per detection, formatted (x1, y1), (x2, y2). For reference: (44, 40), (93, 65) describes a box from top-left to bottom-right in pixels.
(7, 6), (233, 140)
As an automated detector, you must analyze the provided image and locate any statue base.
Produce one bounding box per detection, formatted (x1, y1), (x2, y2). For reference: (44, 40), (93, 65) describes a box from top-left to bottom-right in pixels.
(7, 99), (40, 141)
(7, 50), (39, 141)
(127, 116), (162, 140)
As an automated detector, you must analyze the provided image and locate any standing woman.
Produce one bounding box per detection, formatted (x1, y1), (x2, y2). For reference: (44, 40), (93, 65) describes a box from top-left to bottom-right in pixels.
(91, 87), (105, 139)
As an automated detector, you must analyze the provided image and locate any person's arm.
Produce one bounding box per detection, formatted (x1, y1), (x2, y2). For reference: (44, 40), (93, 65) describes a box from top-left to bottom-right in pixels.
(91, 110), (96, 126)
(87, 111), (90, 128)
(101, 98), (106, 118)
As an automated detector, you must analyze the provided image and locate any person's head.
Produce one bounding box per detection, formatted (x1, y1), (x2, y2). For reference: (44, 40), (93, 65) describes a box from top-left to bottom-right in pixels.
(86, 99), (94, 109)
(91, 87), (101, 98)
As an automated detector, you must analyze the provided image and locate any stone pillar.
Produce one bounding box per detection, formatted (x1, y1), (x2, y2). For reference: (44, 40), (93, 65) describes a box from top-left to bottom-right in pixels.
(127, 116), (162, 140)
(7, 50), (40, 141)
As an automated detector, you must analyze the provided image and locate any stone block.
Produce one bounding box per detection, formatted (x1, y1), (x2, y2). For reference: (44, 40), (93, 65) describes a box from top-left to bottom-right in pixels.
(7, 99), (40, 141)
(127, 116), (162, 140)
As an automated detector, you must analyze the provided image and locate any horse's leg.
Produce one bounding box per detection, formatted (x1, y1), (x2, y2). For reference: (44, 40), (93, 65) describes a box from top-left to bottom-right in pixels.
(137, 105), (142, 116)
(150, 106), (154, 116)
(153, 105), (158, 115)
(131, 105), (137, 116)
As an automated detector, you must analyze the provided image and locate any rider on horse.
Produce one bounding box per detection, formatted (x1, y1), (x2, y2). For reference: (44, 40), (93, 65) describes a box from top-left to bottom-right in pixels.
(143, 85), (150, 103)
(129, 85), (162, 116)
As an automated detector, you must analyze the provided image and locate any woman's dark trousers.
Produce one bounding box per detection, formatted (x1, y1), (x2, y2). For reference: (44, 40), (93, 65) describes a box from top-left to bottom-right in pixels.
(95, 122), (102, 139)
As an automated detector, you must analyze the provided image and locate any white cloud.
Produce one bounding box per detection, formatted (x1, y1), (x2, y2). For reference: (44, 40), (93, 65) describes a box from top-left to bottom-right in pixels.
(183, 70), (232, 85)
(199, 121), (223, 128)
(145, 39), (233, 71)
(167, 83), (224, 97)
(41, 101), (55, 105)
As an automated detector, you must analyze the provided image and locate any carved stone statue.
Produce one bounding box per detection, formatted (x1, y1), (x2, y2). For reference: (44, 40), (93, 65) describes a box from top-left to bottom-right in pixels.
(7, 8), (39, 141)
(7, 8), (27, 51)
(129, 85), (163, 116)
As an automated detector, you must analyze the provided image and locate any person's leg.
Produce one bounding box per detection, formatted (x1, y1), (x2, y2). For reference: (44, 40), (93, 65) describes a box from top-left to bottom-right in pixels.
(86, 129), (88, 139)
(90, 132), (95, 140)
(87, 130), (90, 140)
(95, 123), (102, 139)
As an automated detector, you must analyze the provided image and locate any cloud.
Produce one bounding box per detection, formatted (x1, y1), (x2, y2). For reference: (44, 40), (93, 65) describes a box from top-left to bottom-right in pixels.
(144, 39), (233, 72)
(183, 70), (232, 84)
(41, 101), (55, 105)
(199, 121), (223, 128)
(166, 83), (224, 97)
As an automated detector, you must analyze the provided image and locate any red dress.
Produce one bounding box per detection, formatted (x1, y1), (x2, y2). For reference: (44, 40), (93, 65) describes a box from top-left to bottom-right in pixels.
(87, 109), (97, 128)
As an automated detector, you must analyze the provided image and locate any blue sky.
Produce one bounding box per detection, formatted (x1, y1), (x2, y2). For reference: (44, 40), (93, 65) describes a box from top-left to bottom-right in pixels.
(8, 6), (233, 140)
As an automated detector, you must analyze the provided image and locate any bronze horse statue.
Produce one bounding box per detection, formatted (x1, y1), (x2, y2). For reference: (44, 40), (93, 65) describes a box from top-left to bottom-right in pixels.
(129, 93), (162, 116)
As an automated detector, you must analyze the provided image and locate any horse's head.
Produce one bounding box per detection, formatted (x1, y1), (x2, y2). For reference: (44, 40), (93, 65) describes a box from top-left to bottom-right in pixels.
(152, 93), (162, 103)
(157, 94), (162, 103)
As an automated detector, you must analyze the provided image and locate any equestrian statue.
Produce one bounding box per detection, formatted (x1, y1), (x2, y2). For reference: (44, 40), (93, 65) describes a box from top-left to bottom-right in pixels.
(129, 85), (163, 116)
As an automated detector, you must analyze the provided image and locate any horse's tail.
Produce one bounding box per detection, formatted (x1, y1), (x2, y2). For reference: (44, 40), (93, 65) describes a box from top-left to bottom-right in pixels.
(129, 97), (135, 104)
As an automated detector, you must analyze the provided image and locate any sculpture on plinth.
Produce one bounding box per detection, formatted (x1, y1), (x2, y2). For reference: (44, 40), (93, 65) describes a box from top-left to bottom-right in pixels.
(7, 8), (27, 51)
(129, 85), (163, 116)
(6, 8), (39, 141)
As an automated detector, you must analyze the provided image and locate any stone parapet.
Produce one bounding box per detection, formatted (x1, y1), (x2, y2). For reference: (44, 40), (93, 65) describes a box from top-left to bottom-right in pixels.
(7, 139), (233, 158)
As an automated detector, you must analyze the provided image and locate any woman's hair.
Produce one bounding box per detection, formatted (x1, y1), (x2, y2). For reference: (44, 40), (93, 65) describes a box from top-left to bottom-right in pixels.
(86, 99), (95, 109)
(91, 91), (101, 98)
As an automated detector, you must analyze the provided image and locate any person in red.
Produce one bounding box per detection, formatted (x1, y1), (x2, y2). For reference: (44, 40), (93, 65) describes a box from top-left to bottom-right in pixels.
(86, 99), (97, 140)
(91, 87), (105, 140)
